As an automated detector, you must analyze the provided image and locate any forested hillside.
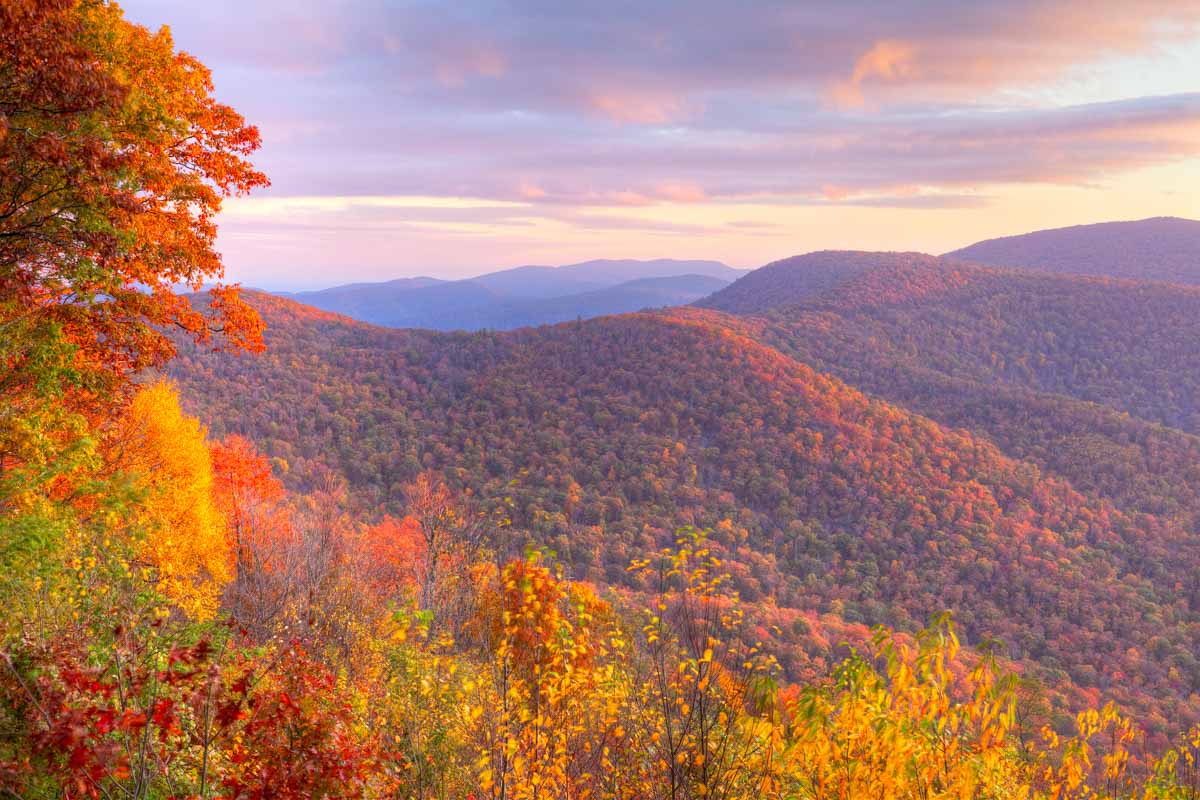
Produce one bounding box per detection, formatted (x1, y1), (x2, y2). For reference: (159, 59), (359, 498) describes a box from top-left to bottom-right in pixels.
(695, 251), (942, 314)
(698, 254), (1200, 524)
(172, 289), (1200, 738)
(947, 217), (1200, 284)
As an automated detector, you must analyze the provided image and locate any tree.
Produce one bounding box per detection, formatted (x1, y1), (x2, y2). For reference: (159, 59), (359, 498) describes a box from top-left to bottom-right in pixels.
(627, 530), (780, 800)
(210, 434), (296, 637)
(470, 551), (634, 800)
(0, 0), (267, 614)
(0, 0), (267, 390)
(106, 381), (230, 620)
(405, 472), (485, 629)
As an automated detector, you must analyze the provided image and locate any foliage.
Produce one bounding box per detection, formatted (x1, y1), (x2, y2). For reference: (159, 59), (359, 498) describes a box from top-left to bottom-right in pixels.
(0, 0), (267, 389)
(9, 3), (1200, 798)
(106, 381), (231, 620)
(173, 289), (1200, 734)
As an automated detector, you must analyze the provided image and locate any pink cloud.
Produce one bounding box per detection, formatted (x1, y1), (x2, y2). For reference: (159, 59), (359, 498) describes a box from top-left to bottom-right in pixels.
(585, 91), (685, 124)
(654, 182), (707, 203)
(821, 184), (850, 201)
(434, 46), (508, 88)
(517, 181), (548, 200)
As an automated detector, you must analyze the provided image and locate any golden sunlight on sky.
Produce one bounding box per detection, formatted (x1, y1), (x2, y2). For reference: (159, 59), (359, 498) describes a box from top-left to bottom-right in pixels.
(122, 1), (1200, 288)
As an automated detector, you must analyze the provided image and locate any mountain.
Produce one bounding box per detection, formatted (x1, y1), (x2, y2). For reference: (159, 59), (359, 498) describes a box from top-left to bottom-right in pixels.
(701, 252), (1200, 435)
(277, 258), (744, 330)
(477, 274), (731, 329)
(284, 276), (445, 297)
(173, 288), (1200, 731)
(690, 250), (1200, 536)
(283, 278), (488, 329)
(290, 280), (503, 330)
(281, 275), (445, 314)
(946, 217), (1200, 284)
(473, 258), (740, 297)
(695, 251), (941, 314)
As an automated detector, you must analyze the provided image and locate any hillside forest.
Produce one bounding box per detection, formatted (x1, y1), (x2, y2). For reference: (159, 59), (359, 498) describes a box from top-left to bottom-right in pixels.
(9, 2), (1200, 799)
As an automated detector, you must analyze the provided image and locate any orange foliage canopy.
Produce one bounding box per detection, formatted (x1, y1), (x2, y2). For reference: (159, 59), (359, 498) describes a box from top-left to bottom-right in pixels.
(358, 515), (425, 600)
(0, 0), (266, 403)
(211, 435), (286, 554)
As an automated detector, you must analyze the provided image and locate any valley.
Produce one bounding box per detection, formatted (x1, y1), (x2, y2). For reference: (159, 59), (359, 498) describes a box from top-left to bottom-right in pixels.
(172, 217), (1200, 747)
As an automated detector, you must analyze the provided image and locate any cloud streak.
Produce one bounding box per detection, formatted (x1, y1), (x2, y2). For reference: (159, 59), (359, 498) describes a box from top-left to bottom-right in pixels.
(224, 93), (1200, 204)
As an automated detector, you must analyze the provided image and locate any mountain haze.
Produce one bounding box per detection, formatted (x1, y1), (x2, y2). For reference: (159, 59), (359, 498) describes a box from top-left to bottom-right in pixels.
(281, 258), (743, 330)
(473, 258), (739, 296)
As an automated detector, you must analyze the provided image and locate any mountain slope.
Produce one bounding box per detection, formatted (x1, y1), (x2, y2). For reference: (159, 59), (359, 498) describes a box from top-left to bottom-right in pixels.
(946, 217), (1200, 284)
(689, 252), (1200, 537)
(734, 255), (1200, 434)
(695, 251), (939, 314)
(173, 291), (1200, 728)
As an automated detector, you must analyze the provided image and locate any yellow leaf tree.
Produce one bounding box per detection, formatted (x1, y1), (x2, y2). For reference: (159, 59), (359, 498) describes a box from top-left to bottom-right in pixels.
(107, 380), (230, 619)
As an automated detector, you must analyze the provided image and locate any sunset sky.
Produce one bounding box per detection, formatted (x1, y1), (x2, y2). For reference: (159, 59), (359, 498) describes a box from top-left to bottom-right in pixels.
(121, 0), (1200, 289)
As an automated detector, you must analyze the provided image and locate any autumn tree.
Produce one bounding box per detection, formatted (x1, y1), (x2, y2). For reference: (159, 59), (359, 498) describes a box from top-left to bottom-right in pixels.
(0, 0), (267, 619)
(356, 514), (425, 601)
(0, 0), (266, 529)
(210, 434), (297, 638)
(405, 472), (486, 629)
(627, 530), (781, 800)
(0, 0), (266, 383)
(468, 551), (637, 800)
(106, 381), (230, 620)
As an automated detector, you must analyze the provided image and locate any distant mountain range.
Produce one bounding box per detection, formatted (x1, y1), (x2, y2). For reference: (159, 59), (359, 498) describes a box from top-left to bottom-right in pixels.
(278, 258), (744, 330)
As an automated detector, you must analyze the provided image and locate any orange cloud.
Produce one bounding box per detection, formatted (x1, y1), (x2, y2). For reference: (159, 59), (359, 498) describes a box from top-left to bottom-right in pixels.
(586, 91), (683, 124)
(829, 39), (918, 108)
(821, 184), (850, 201)
(517, 181), (548, 200)
(655, 182), (707, 203)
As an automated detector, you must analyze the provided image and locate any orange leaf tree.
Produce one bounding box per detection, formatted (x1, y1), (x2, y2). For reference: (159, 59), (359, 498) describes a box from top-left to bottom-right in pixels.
(0, 0), (267, 383)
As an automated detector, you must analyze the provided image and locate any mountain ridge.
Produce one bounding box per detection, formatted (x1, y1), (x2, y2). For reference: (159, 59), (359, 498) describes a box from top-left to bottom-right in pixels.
(274, 258), (744, 330)
(946, 216), (1200, 284)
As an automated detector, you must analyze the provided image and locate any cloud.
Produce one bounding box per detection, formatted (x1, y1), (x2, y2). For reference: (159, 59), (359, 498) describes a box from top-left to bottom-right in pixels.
(238, 92), (1200, 204)
(115, 0), (1200, 283)
(585, 91), (685, 124)
(127, 0), (1200, 117)
(829, 40), (919, 108)
(840, 193), (993, 210)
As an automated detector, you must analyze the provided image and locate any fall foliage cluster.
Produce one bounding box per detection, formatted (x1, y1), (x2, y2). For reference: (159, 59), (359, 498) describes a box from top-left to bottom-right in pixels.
(8, 2), (1200, 799)
(174, 286), (1200, 742)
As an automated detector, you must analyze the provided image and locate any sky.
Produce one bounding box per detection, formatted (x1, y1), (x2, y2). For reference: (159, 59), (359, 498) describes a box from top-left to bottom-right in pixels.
(120, 0), (1200, 289)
